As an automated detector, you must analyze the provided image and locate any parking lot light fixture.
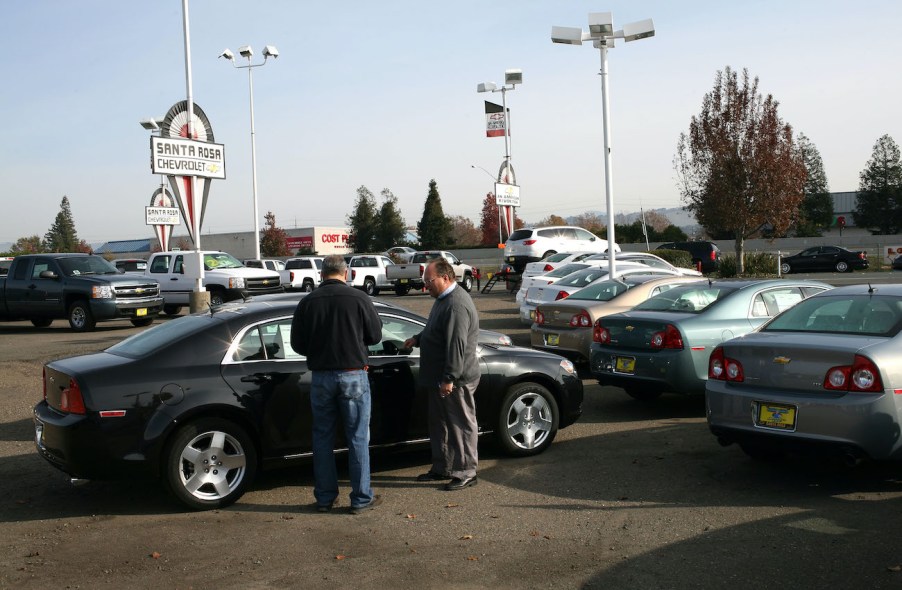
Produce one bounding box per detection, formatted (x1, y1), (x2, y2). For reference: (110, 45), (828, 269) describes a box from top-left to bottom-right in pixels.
(551, 12), (655, 276)
(220, 44), (279, 261)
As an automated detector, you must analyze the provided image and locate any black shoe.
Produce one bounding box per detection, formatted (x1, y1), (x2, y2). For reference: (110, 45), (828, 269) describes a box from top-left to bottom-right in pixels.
(445, 476), (478, 491)
(315, 503), (333, 513)
(349, 494), (383, 515)
(416, 471), (451, 482)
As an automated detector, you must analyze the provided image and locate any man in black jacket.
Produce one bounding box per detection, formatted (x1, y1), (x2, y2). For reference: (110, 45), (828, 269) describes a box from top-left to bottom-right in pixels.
(290, 255), (383, 514)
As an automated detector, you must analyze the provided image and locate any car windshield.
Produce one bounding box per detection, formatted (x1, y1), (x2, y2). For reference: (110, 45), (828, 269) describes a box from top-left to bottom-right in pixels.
(763, 294), (902, 336)
(545, 263), (588, 279)
(57, 256), (118, 276)
(569, 279), (631, 302)
(108, 315), (212, 357)
(633, 284), (737, 313)
(557, 267), (610, 287)
(204, 252), (244, 270)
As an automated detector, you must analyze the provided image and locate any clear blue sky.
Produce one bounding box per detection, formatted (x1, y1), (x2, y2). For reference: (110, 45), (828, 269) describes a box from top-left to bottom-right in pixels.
(2, 1), (901, 245)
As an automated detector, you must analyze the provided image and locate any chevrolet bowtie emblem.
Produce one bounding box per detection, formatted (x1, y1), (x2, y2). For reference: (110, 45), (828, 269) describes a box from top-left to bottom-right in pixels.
(625, 325), (634, 332)
(263, 280), (269, 285)
(773, 356), (791, 365)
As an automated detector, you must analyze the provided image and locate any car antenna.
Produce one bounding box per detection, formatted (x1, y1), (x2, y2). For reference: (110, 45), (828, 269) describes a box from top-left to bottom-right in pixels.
(707, 278), (712, 287)
(868, 283), (875, 294)
(207, 302), (216, 316)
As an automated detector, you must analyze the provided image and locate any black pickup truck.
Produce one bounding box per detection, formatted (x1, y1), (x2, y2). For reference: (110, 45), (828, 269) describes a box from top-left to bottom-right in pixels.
(0, 254), (164, 331)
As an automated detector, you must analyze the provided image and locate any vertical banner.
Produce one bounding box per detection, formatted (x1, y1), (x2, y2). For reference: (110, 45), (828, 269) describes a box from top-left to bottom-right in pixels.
(484, 101), (507, 138)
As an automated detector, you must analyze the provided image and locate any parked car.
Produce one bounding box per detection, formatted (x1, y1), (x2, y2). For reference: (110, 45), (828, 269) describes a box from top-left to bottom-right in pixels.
(893, 256), (902, 271)
(347, 254), (395, 296)
(243, 258), (286, 273)
(584, 252), (703, 276)
(0, 257), (12, 276)
(522, 252), (597, 279)
(385, 251), (477, 295)
(385, 246), (417, 263)
(284, 256), (323, 292)
(531, 275), (706, 363)
(707, 284), (902, 463)
(504, 226), (619, 273)
(655, 241), (721, 273)
(34, 299), (583, 510)
(515, 262), (596, 306)
(589, 279), (831, 401)
(520, 264), (678, 325)
(779, 245), (868, 274)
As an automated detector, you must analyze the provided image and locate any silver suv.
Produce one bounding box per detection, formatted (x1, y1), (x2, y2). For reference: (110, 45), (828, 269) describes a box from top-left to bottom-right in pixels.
(504, 226), (616, 273)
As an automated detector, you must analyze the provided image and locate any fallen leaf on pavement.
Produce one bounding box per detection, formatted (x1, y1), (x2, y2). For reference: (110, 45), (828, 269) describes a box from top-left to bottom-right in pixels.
(150, 552), (162, 559)
(445, 503), (459, 508)
(335, 555), (347, 560)
(405, 514), (416, 520)
(467, 556), (479, 561)
(459, 535), (473, 540)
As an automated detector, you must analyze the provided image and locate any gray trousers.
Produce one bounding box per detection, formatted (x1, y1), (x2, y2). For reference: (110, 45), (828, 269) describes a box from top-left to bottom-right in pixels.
(427, 378), (480, 479)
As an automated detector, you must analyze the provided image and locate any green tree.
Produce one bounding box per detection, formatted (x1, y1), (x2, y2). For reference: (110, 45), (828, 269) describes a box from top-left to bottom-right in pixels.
(10, 235), (45, 254)
(536, 214), (567, 227)
(259, 211), (291, 257)
(447, 215), (482, 247)
(417, 179), (452, 249)
(853, 134), (902, 234)
(373, 189), (407, 252)
(347, 186), (378, 252)
(479, 192), (500, 246)
(794, 133), (833, 237)
(656, 225), (689, 242)
(44, 195), (80, 252)
(675, 66), (807, 272)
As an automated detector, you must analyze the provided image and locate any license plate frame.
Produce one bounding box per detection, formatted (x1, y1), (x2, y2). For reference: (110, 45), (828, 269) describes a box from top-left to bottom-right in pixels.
(614, 356), (636, 374)
(755, 402), (797, 431)
(545, 333), (560, 346)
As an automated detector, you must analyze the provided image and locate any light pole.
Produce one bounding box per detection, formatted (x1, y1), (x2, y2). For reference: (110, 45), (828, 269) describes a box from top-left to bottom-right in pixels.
(471, 164), (503, 246)
(220, 45), (279, 261)
(477, 69), (522, 243)
(552, 13), (654, 276)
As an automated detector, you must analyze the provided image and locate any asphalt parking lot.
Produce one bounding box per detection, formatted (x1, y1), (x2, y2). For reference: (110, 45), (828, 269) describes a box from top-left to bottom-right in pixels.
(2, 288), (902, 588)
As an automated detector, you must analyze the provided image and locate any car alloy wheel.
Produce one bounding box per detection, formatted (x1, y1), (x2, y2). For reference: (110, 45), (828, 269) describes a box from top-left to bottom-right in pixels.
(364, 278), (376, 296)
(68, 300), (96, 332)
(496, 382), (559, 456)
(302, 280), (314, 293)
(835, 261), (849, 273)
(164, 418), (257, 510)
(462, 274), (473, 293)
(780, 262), (791, 274)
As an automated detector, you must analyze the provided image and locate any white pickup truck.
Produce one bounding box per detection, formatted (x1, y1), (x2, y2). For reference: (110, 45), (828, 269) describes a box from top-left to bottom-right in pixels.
(346, 254), (395, 296)
(284, 256), (323, 292)
(384, 250), (477, 296)
(146, 251), (283, 314)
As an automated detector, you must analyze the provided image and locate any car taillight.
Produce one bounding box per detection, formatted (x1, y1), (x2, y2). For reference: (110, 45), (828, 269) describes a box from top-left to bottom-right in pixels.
(710, 250), (716, 261)
(289, 271), (296, 282)
(593, 320), (611, 344)
(59, 378), (86, 415)
(554, 291), (570, 301)
(823, 355), (883, 392)
(708, 347), (743, 381)
(570, 311), (591, 327)
(535, 310), (545, 325)
(650, 324), (683, 349)
(859, 252), (867, 260)
(543, 264), (554, 272)
(523, 239), (537, 245)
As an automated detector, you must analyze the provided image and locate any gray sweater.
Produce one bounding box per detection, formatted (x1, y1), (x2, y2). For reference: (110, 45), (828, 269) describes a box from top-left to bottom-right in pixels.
(416, 286), (480, 387)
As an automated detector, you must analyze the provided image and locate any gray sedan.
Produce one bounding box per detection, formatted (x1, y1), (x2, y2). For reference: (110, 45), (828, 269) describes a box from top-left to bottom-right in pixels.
(589, 279), (831, 401)
(707, 284), (902, 463)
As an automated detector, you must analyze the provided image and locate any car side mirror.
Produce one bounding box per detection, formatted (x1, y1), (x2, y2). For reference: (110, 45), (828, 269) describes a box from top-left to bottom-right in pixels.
(39, 270), (59, 279)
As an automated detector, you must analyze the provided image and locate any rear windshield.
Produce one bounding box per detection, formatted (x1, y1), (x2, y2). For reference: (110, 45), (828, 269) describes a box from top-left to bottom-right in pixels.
(107, 315), (212, 357)
(544, 252), (572, 263)
(508, 229), (534, 241)
(569, 279), (631, 302)
(545, 263), (588, 278)
(634, 284), (738, 313)
(763, 294), (902, 336)
(556, 267), (611, 288)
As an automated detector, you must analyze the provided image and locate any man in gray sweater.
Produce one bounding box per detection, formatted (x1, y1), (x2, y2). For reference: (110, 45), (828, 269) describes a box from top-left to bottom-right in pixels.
(404, 259), (481, 490)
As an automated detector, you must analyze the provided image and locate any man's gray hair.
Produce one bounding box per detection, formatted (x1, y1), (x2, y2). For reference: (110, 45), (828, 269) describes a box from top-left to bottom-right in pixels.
(322, 255), (348, 278)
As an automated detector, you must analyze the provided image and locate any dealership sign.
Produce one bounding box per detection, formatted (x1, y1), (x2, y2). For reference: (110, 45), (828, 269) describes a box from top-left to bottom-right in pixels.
(151, 136), (226, 179)
(494, 182), (520, 207)
(145, 206), (181, 225)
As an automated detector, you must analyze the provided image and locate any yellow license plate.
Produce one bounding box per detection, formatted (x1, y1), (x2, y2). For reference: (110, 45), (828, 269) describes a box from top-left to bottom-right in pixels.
(545, 334), (560, 346)
(529, 310), (536, 320)
(399, 279), (408, 284)
(756, 402), (797, 430)
(136, 308), (147, 316)
(614, 356), (635, 374)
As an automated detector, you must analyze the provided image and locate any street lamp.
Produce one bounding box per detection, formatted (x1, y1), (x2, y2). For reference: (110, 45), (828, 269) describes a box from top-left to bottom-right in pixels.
(552, 13), (654, 276)
(477, 69), (522, 243)
(220, 44), (279, 261)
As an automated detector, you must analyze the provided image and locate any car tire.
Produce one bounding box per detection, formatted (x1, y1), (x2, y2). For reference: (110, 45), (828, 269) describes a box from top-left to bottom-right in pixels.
(131, 317), (154, 327)
(740, 443), (785, 462)
(208, 289), (225, 306)
(624, 387), (662, 402)
(163, 305), (183, 316)
(496, 382), (559, 457)
(835, 260), (849, 273)
(394, 285), (410, 296)
(461, 274), (473, 292)
(301, 280), (314, 293)
(30, 318), (53, 328)
(780, 262), (791, 274)
(163, 418), (257, 510)
(68, 300), (96, 332)
(363, 278), (376, 296)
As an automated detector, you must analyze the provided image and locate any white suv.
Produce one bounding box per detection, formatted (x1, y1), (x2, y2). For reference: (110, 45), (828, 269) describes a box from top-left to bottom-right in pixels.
(504, 226), (618, 272)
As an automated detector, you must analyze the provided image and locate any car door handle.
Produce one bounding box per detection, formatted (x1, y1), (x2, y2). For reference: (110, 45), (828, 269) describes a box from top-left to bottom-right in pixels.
(241, 373), (273, 384)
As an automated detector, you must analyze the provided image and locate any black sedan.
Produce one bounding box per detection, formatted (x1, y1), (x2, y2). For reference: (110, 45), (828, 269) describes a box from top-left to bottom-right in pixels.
(33, 300), (583, 510)
(780, 246), (868, 274)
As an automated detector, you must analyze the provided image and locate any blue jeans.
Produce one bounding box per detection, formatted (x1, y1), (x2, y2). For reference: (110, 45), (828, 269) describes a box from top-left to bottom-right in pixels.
(309, 370), (373, 508)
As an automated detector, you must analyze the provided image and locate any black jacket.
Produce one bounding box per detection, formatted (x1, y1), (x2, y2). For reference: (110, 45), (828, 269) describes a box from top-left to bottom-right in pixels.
(290, 279), (382, 370)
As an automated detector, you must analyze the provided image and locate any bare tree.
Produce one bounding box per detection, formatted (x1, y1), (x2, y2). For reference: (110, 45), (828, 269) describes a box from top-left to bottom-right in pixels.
(675, 66), (806, 272)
